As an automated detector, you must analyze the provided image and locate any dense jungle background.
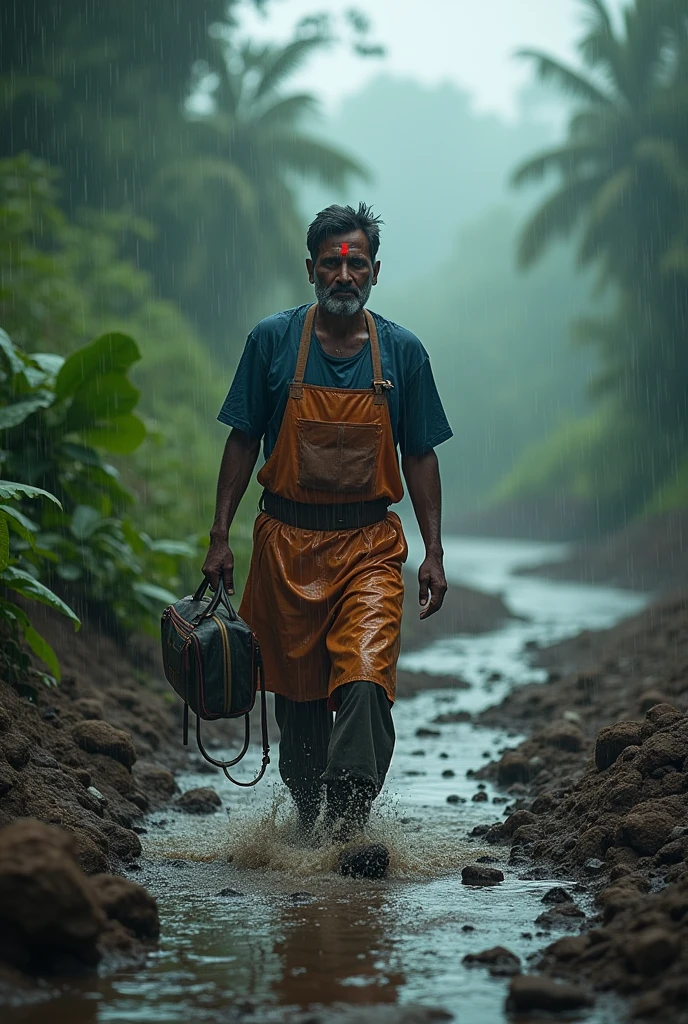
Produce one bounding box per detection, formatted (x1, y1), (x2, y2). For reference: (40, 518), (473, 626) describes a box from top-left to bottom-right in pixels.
(1, 0), (687, 671)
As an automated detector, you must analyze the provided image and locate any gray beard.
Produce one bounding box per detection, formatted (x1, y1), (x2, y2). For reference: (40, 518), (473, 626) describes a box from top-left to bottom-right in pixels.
(314, 274), (373, 316)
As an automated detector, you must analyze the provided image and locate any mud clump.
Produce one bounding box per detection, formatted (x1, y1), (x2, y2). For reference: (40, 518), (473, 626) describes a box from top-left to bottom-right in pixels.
(174, 787), (222, 814)
(0, 819), (105, 972)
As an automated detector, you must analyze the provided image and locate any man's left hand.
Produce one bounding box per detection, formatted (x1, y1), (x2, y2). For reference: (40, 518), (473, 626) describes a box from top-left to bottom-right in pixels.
(418, 553), (447, 619)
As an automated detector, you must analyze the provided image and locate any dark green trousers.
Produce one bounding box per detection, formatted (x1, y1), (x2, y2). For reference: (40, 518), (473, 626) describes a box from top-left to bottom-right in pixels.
(274, 681), (395, 799)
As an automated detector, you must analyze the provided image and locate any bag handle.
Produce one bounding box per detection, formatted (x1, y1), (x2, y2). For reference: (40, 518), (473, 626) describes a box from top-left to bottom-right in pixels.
(192, 576), (238, 622)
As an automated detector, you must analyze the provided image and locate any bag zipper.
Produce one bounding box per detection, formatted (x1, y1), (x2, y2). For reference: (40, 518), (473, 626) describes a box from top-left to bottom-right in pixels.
(211, 614), (233, 714)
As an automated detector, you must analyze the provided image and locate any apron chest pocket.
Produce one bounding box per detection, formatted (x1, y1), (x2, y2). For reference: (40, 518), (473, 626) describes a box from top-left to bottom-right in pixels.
(297, 419), (381, 492)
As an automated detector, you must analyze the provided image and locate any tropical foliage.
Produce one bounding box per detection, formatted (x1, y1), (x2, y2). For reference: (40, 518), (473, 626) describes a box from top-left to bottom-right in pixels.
(0, 327), (195, 638)
(0, 480), (80, 684)
(0, 1), (374, 346)
(511, 0), (688, 518)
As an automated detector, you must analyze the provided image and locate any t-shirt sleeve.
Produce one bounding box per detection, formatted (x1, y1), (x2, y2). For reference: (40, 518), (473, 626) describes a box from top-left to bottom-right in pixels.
(217, 331), (270, 438)
(399, 357), (453, 456)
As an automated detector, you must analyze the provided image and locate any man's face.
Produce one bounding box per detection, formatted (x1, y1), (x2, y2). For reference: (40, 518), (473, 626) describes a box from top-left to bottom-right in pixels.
(307, 229), (380, 316)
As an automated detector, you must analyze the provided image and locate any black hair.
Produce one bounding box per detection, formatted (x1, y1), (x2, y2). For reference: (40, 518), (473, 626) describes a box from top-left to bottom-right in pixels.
(306, 202), (383, 263)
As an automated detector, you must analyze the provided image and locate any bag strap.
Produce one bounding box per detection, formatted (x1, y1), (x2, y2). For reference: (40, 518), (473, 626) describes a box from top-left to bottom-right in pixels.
(289, 303), (317, 399)
(183, 630), (270, 787)
(192, 576), (237, 622)
(222, 654), (270, 787)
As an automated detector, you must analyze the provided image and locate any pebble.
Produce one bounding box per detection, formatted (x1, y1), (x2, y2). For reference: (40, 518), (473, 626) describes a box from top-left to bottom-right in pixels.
(507, 975), (593, 1012)
(472, 791), (488, 802)
(446, 794), (465, 804)
(461, 864), (504, 886)
(441, 769), (455, 778)
(216, 888), (243, 897)
(584, 858), (606, 875)
(541, 886), (574, 904)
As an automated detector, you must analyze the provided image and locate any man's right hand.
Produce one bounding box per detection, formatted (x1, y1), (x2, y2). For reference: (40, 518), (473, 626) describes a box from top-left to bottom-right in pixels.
(201, 538), (235, 594)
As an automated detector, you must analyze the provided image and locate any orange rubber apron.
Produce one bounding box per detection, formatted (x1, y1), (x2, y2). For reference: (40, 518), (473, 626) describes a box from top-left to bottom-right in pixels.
(239, 304), (407, 704)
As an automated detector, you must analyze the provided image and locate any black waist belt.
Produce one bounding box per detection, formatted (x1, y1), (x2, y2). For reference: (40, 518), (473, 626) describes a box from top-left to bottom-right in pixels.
(260, 491), (390, 531)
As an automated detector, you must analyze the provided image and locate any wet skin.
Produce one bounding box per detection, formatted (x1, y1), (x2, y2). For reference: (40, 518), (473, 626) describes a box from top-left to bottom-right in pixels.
(306, 228), (379, 358)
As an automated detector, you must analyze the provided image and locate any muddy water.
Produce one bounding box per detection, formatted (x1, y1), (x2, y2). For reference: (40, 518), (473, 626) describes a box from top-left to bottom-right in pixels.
(17, 537), (649, 1023)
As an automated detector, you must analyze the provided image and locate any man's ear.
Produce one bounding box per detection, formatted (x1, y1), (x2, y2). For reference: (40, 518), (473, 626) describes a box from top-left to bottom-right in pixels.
(306, 258), (314, 284)
(372, 260), (381, 286)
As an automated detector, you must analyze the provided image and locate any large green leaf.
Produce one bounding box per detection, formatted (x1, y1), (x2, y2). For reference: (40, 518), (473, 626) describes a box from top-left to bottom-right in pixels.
(23, 625), (61, 681)
(31, 353), (65, 378)
(54, 333), (141, 400)
(0, 481), (62, 506)
(79, 414), (147, 454)
(0, 566), (80, 628)
(65, 373), (140, 432)
(0, 599), (30, 629)
(70, 505), (103, 541)
(133, 581), (178, 606)
(0, 393), (54, 430)
(0, 328), (25, 376)
(0, 504), (37, 547)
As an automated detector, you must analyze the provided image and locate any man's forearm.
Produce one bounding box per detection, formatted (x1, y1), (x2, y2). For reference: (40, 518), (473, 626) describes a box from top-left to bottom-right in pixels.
(209, 429), (261, 540)
(402, 450), (444, 554)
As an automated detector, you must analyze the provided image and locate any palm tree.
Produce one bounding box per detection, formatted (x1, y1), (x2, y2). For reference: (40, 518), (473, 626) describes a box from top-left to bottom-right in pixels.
(512, 0), (688, 448)
(150, 30), (368, 347)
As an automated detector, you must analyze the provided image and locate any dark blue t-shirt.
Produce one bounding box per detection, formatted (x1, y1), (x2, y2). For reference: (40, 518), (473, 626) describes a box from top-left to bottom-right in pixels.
(218, 304), (453, 460)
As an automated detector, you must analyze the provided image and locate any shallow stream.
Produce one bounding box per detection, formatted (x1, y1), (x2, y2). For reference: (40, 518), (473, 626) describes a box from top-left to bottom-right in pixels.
(11, 536), (650, 1024)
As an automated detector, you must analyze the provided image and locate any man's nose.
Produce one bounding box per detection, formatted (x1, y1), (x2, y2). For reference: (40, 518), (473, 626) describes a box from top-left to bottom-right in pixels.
(337, 260), (351, 282)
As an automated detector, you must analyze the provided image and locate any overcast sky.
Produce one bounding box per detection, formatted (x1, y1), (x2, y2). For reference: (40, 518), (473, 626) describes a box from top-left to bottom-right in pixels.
(239, 0), (627, 118)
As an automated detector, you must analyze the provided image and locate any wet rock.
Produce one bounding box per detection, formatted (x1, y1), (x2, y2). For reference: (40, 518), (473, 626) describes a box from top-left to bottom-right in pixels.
(289, 891), (316, 903)
(488, 809), (537, 844)
(71, 721), (137, 769)
(415, 728), (440, 738)
(623, 801), (678, 856)
(446, 794), (465, 804)
(98, 821), (142, 861)
(542, 886), (574, 904)
(545, 935), (591, 961)
(538, 721), (584, 752)
(636, 731), (688, 775)
(638, 691), (671, 714)
(174, 787), (222, 814)
(595, 721), (643, 771)
(0, 819), (105, 972)
(463, 945), (520, 976)
(655, 838), (688, 866)
(625, 927), (679, 975)
(3, 735), (31, 771)
(461, 864), (504, 886)
(89, 874), (159, 939)
(338, 843), (389, 880)
(216, 888), (243, 897)
(572, 825), (617, 863)
(73, 698), (104, 720)
(134, 765), (178, 804)
(471, 791), (488, 802)
(496, 753), (533, 785)
(441, 769), (455, 778)
(506, 975), (593, 1013)
(584, 858), (606, 875)
(71, 831), (110, 875)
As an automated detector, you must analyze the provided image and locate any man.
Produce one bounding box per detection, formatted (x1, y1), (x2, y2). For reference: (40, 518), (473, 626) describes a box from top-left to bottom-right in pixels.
(202, 203), (452, 852)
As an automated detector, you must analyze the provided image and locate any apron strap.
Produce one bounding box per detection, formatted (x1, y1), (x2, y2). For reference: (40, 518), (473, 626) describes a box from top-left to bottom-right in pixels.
(289, 304), (390, 405)
(289, 303), (317, 399)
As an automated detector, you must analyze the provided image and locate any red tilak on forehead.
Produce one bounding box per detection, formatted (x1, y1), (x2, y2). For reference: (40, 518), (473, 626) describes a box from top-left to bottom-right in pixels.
(340, 242), (349, 256)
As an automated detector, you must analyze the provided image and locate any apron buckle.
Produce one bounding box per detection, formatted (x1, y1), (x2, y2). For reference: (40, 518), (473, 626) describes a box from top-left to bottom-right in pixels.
(372, 378), (394, 391)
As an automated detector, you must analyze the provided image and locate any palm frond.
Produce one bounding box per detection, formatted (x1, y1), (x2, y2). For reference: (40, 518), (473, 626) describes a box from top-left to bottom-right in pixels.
(577, 0), (622, 88)
(512, 141), (604, 187)
(517, 176), (605, 267)
(252, 93), (318, 132)
(266, 134), (369, 187)
(578, 167), (633, 264)
(152, 157), (258, 215)
(254, 36), (331, 101)
(516, 49), (613, 105)
(634, 136), (688, 190)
